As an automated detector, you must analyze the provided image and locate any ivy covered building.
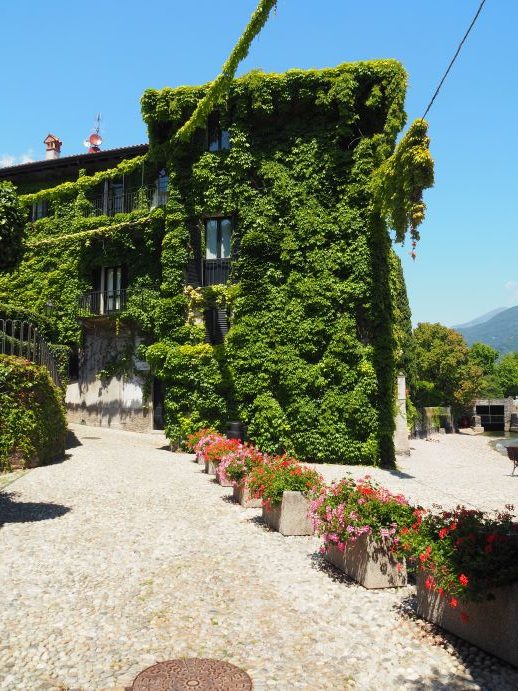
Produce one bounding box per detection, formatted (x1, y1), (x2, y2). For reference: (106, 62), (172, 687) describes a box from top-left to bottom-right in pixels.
(0, 59), (432, 466)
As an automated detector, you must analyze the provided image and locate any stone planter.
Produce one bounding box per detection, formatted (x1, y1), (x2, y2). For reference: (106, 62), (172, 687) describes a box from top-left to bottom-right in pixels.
(325, 535), (407, 589)
(233, 482), (262, 508)
(196, 452), (205, 466)
(262, 491), (313, 536)
(416, 572), (518, 667)
(217, 472), (233, 488)
(204, 459), (217, 475)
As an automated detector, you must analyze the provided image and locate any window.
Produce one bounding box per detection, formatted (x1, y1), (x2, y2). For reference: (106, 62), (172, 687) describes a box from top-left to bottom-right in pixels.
(31, 200), (48, 221)
(153, 169), (168, 207)
(205, 218), (232, 259)
(109, 181), (124, 215)
(101, 266), (123, 313)
(207, 112), (230, 152)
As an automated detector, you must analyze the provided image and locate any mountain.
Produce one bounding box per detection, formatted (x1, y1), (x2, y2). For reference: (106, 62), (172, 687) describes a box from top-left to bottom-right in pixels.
(456, 306), (518, 354)
(453, 307), (507, 330)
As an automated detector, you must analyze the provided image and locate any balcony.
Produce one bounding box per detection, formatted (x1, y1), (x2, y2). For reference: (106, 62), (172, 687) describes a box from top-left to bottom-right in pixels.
(87, 187), (168, 217)
(78, 289), (127, 316)
(203, 259), (231, 286)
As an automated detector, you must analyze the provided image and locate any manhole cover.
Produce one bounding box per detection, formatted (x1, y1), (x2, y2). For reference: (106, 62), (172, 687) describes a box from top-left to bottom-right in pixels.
(131, 659), (253, 690)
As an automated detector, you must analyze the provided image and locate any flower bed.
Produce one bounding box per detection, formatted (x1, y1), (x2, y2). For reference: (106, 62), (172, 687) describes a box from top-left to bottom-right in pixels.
(401, 505), (518, 664)
(401, 505), (518, 606)
(194, 432), (225, 465)
(184, 428), (218, 453)
(248, 456), (323, 508)
(216, 446), (265, 488)
(309, 476), (415, 587)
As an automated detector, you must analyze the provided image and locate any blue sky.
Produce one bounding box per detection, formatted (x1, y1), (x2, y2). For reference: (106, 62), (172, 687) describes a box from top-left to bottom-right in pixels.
(1, 1), (516, 327)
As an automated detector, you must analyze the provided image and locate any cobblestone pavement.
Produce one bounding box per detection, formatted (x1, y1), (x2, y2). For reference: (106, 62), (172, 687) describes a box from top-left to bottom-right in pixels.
(312, 432), (518, 512)
(0, 425), (517, 690)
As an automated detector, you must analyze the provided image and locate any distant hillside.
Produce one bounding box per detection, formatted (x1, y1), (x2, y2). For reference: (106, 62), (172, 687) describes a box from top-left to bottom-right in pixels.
(457, 306), (518, 354)
(453, 307), (506, 330)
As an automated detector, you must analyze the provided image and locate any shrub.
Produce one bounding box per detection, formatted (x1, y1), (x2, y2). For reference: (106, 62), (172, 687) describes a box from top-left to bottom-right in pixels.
(400, 505), (518, 606)
(310, 475), (417, 554)
(216, 445), (266, 485)
(0, 355), (67, 471)
(248, 456), (323, 507)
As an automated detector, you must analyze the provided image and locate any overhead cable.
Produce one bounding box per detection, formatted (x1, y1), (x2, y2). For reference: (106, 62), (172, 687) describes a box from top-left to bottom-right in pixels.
(421, 0), (487, 120)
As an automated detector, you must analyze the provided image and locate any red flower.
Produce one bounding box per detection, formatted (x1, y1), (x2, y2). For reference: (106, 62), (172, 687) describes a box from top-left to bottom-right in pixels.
(449, 597), (458, 608)
(425, 576), (435, 590)
(438, 587), (444, 597)
(438, 528), (448, 539)
(449, 522), (458, 532)
(458, 574), (469, 587)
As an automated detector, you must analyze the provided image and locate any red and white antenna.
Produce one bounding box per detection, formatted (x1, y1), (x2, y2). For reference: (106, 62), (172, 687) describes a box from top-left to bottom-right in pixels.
(83, 113), (103, 153)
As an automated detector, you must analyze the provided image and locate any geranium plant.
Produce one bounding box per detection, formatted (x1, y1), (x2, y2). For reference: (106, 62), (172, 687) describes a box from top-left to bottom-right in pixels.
(184, 427), (219, 453)
(310, 475), (417, 554)
(194, 432), (226, 460)
(247, 456), (323, 508)
(400, 505), (518, 608)
(216, 445), (265, 485)
(203, 437), (242, 465)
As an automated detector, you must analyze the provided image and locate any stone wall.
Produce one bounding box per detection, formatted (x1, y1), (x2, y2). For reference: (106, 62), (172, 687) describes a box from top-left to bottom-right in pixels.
(66, 320), (153, 432)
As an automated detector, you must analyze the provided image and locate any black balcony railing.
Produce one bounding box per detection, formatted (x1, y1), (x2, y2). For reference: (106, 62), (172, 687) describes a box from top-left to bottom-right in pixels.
(78, 290), (127, 316)
(77, 287), (159, 317)
(87, 187), (168, 217)
(203, 259), (231, 286)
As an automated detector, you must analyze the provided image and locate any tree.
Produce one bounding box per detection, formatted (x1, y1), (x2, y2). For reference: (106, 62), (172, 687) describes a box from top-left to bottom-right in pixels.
(413, 322), (484, 412)
(469, 342), (502, 397)
(494, 352), (518, 397)
(468, 342), (499, 376)
(0, 181), (24, 270)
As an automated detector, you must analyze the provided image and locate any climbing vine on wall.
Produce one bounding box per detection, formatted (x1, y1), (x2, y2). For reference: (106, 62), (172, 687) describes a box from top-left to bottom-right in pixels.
(0, 181), (24, 270)
(142, 60), (434, 467)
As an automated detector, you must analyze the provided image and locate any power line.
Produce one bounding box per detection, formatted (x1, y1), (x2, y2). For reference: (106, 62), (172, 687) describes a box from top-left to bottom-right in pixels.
(421, 0), (487, 120)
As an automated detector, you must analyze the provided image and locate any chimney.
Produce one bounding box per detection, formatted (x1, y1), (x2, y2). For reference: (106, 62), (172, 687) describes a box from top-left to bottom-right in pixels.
(44, 133), (62, 160)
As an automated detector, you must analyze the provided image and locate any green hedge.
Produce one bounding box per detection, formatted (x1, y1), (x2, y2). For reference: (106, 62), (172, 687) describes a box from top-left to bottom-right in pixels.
(0, 355), (67, 471)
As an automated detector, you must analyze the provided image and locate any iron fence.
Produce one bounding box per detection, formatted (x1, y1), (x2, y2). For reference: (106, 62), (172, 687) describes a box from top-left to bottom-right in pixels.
(77, 287), (158, 317)
(0, 319), (60, 387)
(203, 259), (231, 286)
(87, 187), (168, 217)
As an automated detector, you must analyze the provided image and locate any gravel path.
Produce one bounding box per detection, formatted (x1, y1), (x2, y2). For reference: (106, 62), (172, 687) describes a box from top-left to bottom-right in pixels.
(0, 425), (517, 690)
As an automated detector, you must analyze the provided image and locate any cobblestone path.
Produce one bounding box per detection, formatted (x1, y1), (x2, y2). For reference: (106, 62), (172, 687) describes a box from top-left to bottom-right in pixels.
(0, 425), (517, 690)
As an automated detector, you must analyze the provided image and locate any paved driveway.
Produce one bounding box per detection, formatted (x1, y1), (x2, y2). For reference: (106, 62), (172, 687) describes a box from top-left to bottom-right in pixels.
(0, 425), (517, 690)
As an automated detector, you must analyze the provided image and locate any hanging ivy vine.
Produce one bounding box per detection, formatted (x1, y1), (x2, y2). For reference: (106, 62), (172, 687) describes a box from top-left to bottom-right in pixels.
(175, 0), (278, 142)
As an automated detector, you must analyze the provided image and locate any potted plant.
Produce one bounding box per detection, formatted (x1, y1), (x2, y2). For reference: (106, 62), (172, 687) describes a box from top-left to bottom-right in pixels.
(193, 432), (225, 466)
(185, 428), (218, 461)
(217, 446), (265, 505)
(248, 456), (323, 535)
(310, 476), (415, 588)
(203, 437), (242, 475)
(401, 505), (518, 666)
